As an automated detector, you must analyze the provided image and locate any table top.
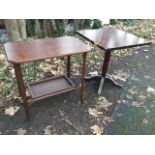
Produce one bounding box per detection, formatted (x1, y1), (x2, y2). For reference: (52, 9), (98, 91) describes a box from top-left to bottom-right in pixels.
(4, 36), (91, 63)
(77, 28), (152, 51)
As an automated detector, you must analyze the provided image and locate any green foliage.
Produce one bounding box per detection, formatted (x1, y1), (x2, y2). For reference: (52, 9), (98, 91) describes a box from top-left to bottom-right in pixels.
(26, 20), (35, 37)
(0, 71), (5, 79)
(110, 19), (119, 25)
(110, 19), (138, 26)
(24, 63), (38, 82)
(26, 19), (66, 38)
(51, 19), (64, 37)
(26, 19), (103, 38)
(84, 19), (102, 29)
(2, 85), (11, 95)
(121, 19), (136, 26)
(91, 19), (102, 28)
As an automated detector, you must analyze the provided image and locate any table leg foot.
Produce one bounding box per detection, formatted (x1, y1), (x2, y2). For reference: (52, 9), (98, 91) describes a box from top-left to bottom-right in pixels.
(98, 77), (105, 95)
(98, 76), (123, 95)
(105, 76), (123, 88)
(84, 75), (123, 95)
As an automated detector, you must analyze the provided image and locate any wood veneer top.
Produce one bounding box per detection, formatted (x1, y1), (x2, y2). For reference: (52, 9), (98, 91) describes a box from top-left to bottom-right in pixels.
(77, 28), (152, 51)
(4, 36), (91, 63)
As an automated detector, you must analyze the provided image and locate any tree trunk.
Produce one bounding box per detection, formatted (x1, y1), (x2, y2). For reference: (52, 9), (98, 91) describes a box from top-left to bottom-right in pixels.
(61, 19), (68, 33)
(4, 19), (21, 41)
(50, 19), (57, 32)
(43, 20), (50, 37)
(46, 20), (52, 37)
(34, 19), (42, 38)
(0, 19), (5, 28)
(43, 20), (47, 37)
(73, 19), (79, 32)
(17, 19), (27, 39)
(79, 19), (85, 29)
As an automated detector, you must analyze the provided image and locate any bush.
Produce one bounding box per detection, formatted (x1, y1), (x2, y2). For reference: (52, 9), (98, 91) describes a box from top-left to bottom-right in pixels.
(121, 19), (136, 26)
(26, 20), (35, 37)
(84, 19), (102, 29)
(110, 19), (138, 26)
(110, 19), (119, 25)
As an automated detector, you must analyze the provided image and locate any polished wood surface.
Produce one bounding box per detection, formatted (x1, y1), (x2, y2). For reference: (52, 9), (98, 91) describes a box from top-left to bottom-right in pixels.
(4, 36), (91, 63)
(4, 36), (89, 120)
(77, 28), (152, 95)
(77, 28), (152, 50)
(27, 75), (76, 101)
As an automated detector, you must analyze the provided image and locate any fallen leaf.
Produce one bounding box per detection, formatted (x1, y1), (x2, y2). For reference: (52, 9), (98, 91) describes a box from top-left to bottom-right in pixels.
(143, 49), (149, 52)
(128, 87), (138, 95)
(57, 66), (63, 74)
(117, 100), (121, 104)
(91, 125), (104, 135)
(102, 116), (113, 125)
(44, 59), (51, 63)
(74, 70), (80, 75)
(72, 63), (80, 68)
(144, 55), (149, 59)
(42, 67), (51, 73)
(144, 75), (151, 80)
(146, 86), (155, 95)
(9, 69), (15, 78)
(0, 54), (5, 61)
(53, 58), (61, 64)
(131, 101), (140, 107)
(138, 95), (146, 101)
(145, 109), (151, 114)
(5, 106), (20, 116)
(50, 70), (57, 75)
(135, 51), (139, 54)
(6, 94), (14, 101)
(88, 108), (103, 117)
(116, 113), (123, 117)
(39, 63), (53, 73)
(142, 118), (149, 125)
(43, 125), (55, 135)
(96, 97), (113, 111)
(122, 100), (126, 103)
(17, 128), (27, 135)
(88, 71), (98, 76)
(126, 94), (133, 100)
(130, 75), (141, 82)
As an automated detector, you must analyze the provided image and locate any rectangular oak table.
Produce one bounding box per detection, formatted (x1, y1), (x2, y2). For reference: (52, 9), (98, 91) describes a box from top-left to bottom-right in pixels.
(4, 36), (91, 120)
(77, 28), (152, 95)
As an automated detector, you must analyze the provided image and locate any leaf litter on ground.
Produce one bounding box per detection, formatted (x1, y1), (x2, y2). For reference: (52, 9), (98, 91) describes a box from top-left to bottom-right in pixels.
(90, 124), (104, 135)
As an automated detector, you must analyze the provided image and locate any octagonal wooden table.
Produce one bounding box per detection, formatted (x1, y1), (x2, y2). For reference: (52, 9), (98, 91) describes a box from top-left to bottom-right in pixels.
(4, 36), (91, 121)
(77, 28), (152, 95)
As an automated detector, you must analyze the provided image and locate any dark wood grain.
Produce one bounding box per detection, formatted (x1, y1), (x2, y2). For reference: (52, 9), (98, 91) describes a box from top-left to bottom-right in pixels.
(27, 75), (76, 101)
(14, 63), (30, 121)
(77, 28), (152, 95)
(4, 36), (91, 63)
(80, 53), (87, 103)
(77, 28), (152, 51)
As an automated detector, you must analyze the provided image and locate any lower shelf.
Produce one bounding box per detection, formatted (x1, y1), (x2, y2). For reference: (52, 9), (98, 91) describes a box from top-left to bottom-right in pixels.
(27, 75), (77, 101)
